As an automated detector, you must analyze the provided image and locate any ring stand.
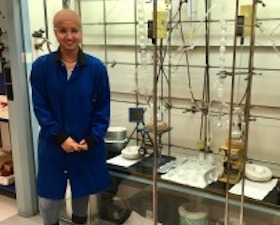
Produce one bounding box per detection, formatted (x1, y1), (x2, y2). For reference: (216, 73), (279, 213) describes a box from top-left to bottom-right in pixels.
(125, 107), (153, 153)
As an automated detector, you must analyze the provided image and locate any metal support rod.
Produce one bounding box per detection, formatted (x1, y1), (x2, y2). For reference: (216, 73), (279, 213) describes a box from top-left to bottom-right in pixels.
(76, 0), (83, 49)
(224, 0), (240, 224)
(80, 58), (280, 72)
(160, 40), (163, 120)
(81, 17), (280, 25)
(43, 0), (51, 52)
(167, 3), (172, 155)
(202, 0), (211, 153)
(134, 0), (139, 107)
(102, 0), (108, 65)
(240, 1), (258, 224)
(152, 0), (158, 224)
(133, 0), (141, 146)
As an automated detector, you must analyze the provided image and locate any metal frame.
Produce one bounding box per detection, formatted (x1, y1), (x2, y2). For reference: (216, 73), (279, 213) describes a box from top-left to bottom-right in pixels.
(75, 1), (278, 225)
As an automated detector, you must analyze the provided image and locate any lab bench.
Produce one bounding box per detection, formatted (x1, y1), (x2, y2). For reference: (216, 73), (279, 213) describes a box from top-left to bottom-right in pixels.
(76, 153), (280, 225)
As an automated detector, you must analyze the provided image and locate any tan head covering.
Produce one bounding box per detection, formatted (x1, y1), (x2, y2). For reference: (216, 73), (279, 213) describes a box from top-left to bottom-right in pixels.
(53, 9), (81, 28)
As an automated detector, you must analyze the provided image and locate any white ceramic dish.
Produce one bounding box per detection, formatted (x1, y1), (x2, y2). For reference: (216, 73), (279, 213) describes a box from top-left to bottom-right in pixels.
(121, 146), (140, 160)
(245, 163), (272, 182)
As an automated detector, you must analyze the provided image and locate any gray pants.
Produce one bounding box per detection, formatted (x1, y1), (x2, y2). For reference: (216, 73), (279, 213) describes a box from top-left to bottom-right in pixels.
(38, 196), (89, 225)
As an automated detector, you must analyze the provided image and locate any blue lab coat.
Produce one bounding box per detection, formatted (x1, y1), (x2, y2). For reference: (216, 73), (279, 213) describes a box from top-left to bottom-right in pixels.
(30, 49), (111, 199)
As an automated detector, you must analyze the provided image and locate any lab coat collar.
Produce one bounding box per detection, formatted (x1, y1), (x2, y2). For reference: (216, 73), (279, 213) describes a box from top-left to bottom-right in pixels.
(54, 47), (87, 65)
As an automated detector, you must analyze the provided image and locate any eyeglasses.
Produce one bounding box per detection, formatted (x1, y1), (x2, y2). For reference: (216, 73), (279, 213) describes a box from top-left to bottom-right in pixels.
(54, 27), (82, 36)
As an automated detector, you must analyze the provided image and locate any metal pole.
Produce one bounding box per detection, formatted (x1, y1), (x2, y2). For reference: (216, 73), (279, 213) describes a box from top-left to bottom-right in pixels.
(134, 0), (141, 146)
(76, 0), (84, 49)
(224, 0), (240, 224)
(167, 3), (172, 155)
(102, 0), (108, 65)
(240, 1), (257, 224)
(203, 0), (211, 153)
(152, 0), (158, 224)
(43, 0), (51, 52)
(134, 0), (139, 107)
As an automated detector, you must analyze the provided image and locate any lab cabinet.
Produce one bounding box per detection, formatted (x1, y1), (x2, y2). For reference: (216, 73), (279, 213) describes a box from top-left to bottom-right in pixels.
(59, 155), (280, 225)
(97, 161), (280, 225)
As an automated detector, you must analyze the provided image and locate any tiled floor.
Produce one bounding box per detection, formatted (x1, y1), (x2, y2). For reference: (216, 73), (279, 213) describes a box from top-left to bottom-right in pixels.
(0, 194), (43, 225)
(0, 195), (17, 222)
(0, 195), (112, 225)
(1, 193), (280, 225)
(0, 214), (42, 225)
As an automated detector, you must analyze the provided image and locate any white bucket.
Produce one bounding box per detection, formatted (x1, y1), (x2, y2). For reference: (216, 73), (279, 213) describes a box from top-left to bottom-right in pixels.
(178, 203), (208, 225)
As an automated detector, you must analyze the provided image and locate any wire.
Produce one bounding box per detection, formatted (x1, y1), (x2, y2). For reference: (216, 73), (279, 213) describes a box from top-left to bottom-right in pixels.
(257, 23), (280, 59)
(177, 6), (200, 109)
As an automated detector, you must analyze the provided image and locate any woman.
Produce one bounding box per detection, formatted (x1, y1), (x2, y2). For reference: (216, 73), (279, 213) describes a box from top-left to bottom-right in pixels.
(30, 8), (111, 225)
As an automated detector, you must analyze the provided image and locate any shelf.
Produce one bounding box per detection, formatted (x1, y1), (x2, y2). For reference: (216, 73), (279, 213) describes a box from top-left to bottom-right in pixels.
(0, 183), (15, 198)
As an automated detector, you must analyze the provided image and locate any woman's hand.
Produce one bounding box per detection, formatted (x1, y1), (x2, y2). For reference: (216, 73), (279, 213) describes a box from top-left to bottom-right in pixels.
(61, 137), (81, 153)
(78, 139), (89, 151)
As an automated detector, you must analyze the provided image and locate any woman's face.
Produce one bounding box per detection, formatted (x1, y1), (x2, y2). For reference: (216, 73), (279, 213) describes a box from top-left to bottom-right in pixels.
(54, 20), (82, 52)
